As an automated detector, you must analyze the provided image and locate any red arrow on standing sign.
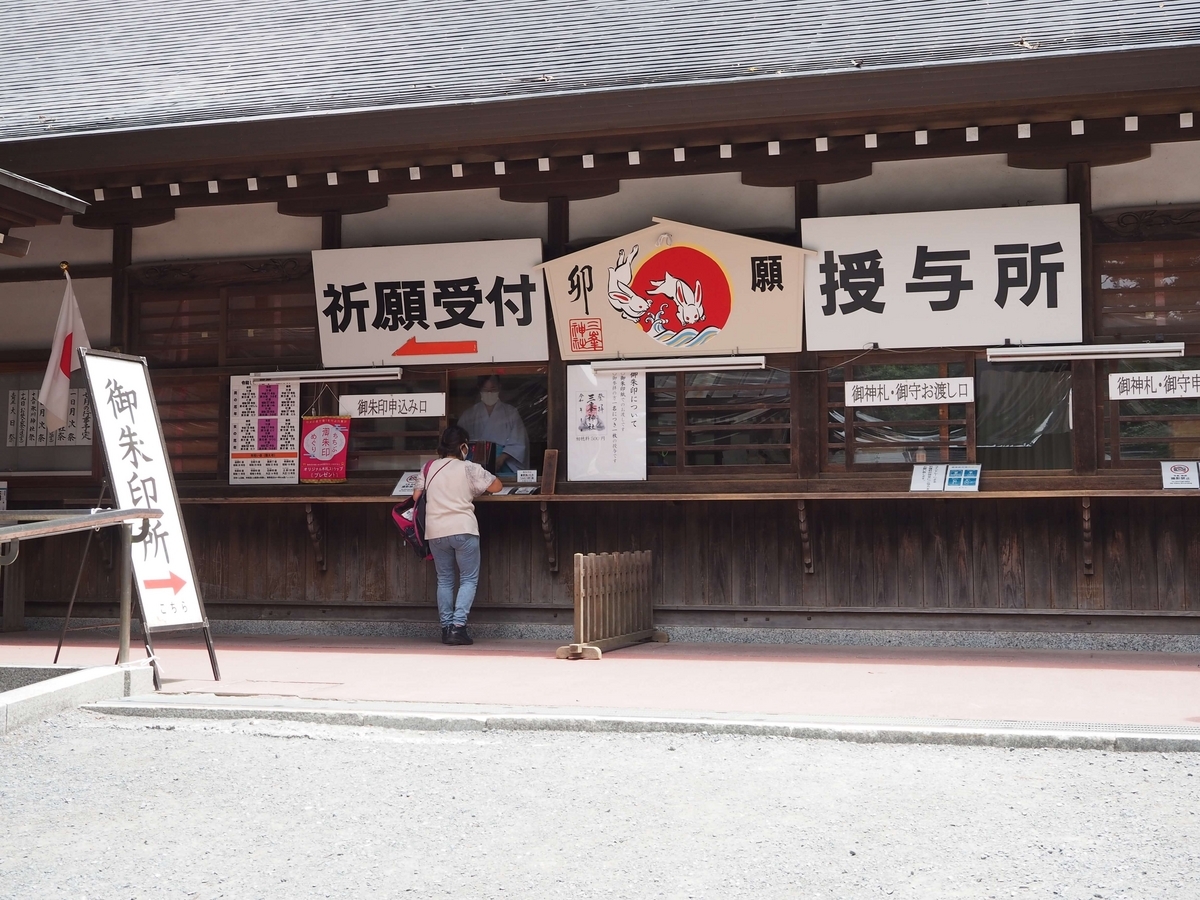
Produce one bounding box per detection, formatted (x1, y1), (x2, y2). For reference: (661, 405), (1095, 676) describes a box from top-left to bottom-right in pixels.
(143, 572), (187, 595)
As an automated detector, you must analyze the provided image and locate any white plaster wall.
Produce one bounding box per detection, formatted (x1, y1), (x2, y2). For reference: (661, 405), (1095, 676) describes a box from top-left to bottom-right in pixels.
(132, 203), (321, 263)
(0, 278), (111, 349)
(1092, 141), (1200, 211)
(570, 172), (794, 242)
(818, 155), (1067, 217)
(0, 217), (111, 269)
(342, 189), (547, 247)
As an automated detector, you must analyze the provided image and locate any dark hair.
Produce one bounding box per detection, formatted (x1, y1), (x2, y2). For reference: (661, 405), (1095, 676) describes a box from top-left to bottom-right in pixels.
(477, 374), (501, 390)
(438, 425), (471, 459)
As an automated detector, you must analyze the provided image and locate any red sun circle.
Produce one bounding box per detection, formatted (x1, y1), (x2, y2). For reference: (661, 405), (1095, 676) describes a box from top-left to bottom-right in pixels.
(629, 245), (732, 334)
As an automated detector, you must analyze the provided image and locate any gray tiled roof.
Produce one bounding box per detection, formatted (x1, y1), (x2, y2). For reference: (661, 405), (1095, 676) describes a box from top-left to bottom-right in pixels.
(2, 0), (1198, 142)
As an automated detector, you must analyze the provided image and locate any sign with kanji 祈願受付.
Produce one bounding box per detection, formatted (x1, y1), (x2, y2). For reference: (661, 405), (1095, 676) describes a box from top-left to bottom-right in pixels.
(567, 365), (646, 481)
(337, 393), (446, 418)
(1109, 370), (1200, 400)
(80, 351), (204, 630)
(312, 239), (547, 367)
(542, 219), (812, 361)
(844, 377), (974, 407)
(803, 205), (1082, 351)
(229, 378), (300, 485)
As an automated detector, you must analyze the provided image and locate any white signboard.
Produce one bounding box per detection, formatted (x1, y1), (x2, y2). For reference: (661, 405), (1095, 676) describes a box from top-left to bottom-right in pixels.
(80, 351), (205, 630)
(944, 464), (982, 492)
(229, 379), (300, 485)
(567, 365), (646, 481)
(803, 205), (1082, 350)
(392, 471), (421, 496)
(845, 377), (974, 407)
(910, 464), (947, 492)
(1161, 461), (1200, 489)
(338, 392), (445, 418)
(312, 239), (547, 367)
(542, 219), (812, 361)
(1109, 370), (1200, 400)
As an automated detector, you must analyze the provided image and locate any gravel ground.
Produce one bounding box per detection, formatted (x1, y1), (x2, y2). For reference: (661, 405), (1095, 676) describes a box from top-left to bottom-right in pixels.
(3, 711), (1200, 899)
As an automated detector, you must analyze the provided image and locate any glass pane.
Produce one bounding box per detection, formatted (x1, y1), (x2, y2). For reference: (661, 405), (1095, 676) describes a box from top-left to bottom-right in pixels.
(1110, 357), (1200, 461)
(679, 369), (790, 467)
(846, 362), (967, 465)
(1097, 240), (1200, 335)
(975, 361), (1072, 469)
(449, 372), (547, 478)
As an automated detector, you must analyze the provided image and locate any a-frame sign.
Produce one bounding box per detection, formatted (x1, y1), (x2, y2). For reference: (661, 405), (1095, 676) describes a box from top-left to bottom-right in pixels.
(79, 349), (219, 686)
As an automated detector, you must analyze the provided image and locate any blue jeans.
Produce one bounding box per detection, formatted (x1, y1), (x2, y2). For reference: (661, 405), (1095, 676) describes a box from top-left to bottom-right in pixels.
(429, 533), (481, 628)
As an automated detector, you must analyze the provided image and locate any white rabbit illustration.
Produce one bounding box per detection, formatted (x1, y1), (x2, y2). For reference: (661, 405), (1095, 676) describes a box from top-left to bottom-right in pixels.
(607, 245), (652, 321)
(649, 271), (705, 326)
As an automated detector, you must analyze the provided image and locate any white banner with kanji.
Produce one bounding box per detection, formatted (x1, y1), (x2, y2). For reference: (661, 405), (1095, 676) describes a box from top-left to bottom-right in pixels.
(81, 351), (204, 630)
(802, 205), (1083, 351)
(312, 239), (547, 367)
(567, 365), (646, 481)
(542, 219), (812, 361)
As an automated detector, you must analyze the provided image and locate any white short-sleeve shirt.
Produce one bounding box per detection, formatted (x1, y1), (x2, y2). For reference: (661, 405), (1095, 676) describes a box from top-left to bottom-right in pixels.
(415, 458), (495, 539)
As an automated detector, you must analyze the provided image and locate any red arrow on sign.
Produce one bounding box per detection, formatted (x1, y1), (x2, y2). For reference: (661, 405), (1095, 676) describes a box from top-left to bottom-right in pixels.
(143, 572), (187, 595)
(392, 336), (478, 357)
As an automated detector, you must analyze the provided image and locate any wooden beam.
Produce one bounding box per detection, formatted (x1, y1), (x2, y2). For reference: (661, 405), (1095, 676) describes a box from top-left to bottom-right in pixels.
(110, 223), (132, 352)
(0, 263), (112, 283)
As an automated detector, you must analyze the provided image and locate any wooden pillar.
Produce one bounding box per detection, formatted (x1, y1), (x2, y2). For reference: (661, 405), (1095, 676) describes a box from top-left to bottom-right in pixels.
(1068, 163), (1098, 474)
(109, 222), (132, 352)
(2, 553), (24, 633)
(321, 212), (342, 251)
(545, 197), (568, 460)
(795, 180), (821, 479)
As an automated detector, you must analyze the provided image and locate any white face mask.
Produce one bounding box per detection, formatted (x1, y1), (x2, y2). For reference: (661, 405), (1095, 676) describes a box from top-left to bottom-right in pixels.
(480, 390), (500, 406)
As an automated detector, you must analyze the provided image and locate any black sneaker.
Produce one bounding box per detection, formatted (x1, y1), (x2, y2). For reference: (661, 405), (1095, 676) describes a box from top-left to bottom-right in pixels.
(447, 625), (474, 646)
(441, 626), (452, 645)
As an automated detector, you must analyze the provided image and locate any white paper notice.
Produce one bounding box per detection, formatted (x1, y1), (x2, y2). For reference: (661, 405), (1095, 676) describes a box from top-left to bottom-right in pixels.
(567, 365), (647, 481)
(1161, 461), (1200, 489)
(392, 472), (421, 496)
(338, 392), (445, 418)
(229, 379), (300, 485)
(81, 351), (205, 630)
(943, 464), (982, 492)
(910, 464), (948, 492)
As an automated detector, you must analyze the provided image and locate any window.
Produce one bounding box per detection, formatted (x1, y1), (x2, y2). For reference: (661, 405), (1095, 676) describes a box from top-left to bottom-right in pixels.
(648, 366), (792, 474)
(449, 371), (547, 477)
(824, 360), (972, 470)
(1096, 240), (1200, 336)
(975, 361), (1072, 470)
(1105, 357), (1200, 465)
(152, 374), (222, 476)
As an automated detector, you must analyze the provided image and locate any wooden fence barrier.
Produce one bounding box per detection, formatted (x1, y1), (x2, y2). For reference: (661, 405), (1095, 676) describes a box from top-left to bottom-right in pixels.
(556, 551), (669, 660)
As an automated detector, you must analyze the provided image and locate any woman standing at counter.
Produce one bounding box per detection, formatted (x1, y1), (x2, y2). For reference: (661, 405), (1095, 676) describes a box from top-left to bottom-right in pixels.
(413, 425), (503, 645)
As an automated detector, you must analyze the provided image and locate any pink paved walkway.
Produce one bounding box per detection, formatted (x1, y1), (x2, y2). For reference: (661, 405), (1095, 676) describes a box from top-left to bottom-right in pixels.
(4, 632), (1200, 726)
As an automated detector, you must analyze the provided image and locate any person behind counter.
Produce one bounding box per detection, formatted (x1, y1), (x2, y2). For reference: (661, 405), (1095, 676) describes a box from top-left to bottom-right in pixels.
(413, 425), (503, 646)
(457, 375), (529, 477)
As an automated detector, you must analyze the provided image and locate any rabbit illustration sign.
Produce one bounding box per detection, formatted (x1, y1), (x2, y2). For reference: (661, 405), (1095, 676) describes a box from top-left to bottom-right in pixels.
(542, 219), (812, 361)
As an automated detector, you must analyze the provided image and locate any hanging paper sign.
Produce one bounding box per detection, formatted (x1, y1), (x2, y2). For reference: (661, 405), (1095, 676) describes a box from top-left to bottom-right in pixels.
(79, 350), (206, 631)
(1109, 370), (1200, 400)
(845, 377), (974, 407)
(337, 392), (446, 418)
(542, 219), (812, 361)
(803, 205), (1083, 351)
(299, 416), (351, 483)
(229, 379), (300, 485)
(311, 239), (547, 367)
(567, 365), (646, 481)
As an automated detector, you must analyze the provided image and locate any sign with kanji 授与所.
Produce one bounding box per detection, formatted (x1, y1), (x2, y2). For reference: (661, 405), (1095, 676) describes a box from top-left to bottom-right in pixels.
(803, 205), (1083, 351)
(311, 239), (547, 367)
(1109, 370), (1200, 400)
(229, 378), (300, 485)
(542, 219), (813, 361)
(80, 350), (205, 631)
(567, 365), (646, 481)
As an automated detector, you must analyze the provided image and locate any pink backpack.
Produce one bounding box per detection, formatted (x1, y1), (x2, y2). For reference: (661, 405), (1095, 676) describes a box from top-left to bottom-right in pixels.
(391, 459), (442, 560)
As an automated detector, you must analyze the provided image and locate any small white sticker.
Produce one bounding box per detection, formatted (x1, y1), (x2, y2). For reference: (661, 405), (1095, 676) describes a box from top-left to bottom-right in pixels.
(516, 469), (538, 484)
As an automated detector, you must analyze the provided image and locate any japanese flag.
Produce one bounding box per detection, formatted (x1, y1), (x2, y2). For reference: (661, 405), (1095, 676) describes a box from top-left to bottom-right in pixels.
(38, 271), (91, 432)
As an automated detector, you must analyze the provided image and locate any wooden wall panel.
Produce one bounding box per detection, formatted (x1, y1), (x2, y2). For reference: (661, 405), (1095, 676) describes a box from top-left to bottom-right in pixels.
(18, 496), (1199, 621)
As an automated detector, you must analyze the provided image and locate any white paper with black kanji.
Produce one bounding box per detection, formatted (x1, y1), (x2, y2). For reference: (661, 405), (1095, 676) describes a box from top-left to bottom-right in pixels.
(567, 365), (646, 481)
(312, 239), (547, 367)
(82, 354), (203, 629)
(229, 378), (300, 485)
(803, 205), (1083, 351)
